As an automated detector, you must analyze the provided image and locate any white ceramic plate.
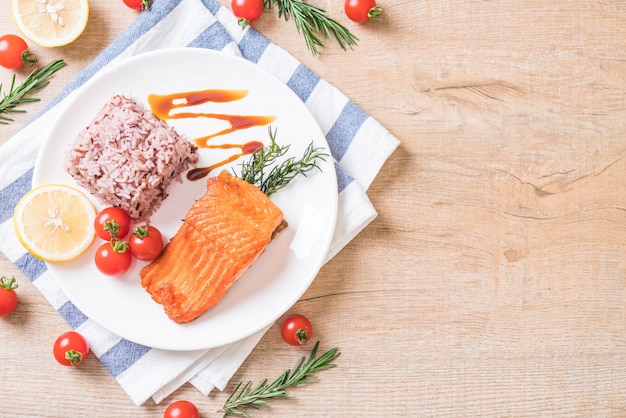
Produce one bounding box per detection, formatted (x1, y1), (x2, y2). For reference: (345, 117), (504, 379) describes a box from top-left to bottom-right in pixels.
(33, 48), (337, 351)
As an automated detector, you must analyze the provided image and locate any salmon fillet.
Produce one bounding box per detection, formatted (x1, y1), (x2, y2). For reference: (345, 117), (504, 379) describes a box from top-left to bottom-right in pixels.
(140, 170), (284, 324)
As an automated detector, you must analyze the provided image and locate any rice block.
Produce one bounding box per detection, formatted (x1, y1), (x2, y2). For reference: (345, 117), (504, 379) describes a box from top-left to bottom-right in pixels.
(63, 95), (198, 221)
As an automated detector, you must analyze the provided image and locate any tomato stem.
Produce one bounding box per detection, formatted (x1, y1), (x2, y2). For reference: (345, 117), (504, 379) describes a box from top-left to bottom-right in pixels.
(141, 0), (152, 10)
(65, 349), (84, 366)
(103, 220), (122, 238)
(132, 225), (149, 238)
(20, 49), (38, 67)
(0, 276), (18, 290)
(110, 238), (129, 253)
(238, 17), (251, 29)
(368, 5), (383, 20)
(295, 328), (310, 344)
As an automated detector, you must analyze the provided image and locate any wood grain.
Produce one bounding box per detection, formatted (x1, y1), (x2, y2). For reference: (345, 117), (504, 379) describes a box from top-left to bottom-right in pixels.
(1, 0), (625, 416)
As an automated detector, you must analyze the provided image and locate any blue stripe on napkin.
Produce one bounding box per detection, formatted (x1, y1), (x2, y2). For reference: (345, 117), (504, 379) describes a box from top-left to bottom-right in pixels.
(0, 169), (32, 224)
(188, 22), (232, 50)
(200, 0), (221, 14)
(100, 339), (151, 378)
(58, 301), (89, 329)
(327, 101), (368, 161)
(239, 30), (271, 63)
(14, 253), (46, 282)
(287, 65), (320, 103)
(335, 163), (352, 193)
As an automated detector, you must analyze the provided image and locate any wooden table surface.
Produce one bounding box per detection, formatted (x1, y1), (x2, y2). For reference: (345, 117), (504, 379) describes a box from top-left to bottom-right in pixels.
(2, 1), (626, 416)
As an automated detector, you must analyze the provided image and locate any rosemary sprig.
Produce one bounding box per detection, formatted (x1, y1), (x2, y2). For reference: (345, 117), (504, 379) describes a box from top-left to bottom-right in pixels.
(0, 59), (66, 124)
(221, 341), (340, 417)
(237, 127), (329, 197)
(263, 0), (359, 56)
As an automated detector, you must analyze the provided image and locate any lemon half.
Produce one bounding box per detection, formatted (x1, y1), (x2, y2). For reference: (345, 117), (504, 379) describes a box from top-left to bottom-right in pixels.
(11, 0), (89, 48)
(14, 184), (96, 262)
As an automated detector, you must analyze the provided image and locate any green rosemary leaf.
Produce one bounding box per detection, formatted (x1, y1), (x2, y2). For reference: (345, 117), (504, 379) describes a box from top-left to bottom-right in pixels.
(0, 59), (66, 125)
(263, 0), (358, 56)
(236, 127), (329, 197)
(220, 341), (340, 417)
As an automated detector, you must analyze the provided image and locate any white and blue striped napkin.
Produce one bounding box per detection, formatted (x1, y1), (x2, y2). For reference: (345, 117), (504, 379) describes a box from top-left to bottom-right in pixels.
(0, 0), (399, 406)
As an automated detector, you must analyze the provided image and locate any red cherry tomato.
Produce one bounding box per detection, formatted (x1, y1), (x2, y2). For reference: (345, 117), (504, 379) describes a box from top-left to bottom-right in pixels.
(95, 239), (133, 276)
(53, 331), (89, 367)
(0, 34), (37, 70)
(123, 0), (152, 11)
(0, 276), (18, 317)
(231, 0), (264, 28)
(94, 207), (131, 240)
(281, 314), (313, 346)
(344, 0), (383, 23)
(129, 225), (164, 261)
(164, 400), (199, 418)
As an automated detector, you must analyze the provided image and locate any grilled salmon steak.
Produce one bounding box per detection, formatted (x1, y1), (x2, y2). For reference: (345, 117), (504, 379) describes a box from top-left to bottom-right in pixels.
(140, 170), (284, 324)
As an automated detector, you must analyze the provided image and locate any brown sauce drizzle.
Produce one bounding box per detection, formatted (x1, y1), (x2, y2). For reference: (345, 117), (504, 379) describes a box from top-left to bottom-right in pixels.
(148, 90), (275, 181)
(186, 140), (263, 181)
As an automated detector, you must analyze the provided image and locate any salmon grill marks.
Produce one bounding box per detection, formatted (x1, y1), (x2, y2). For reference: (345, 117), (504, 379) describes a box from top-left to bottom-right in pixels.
(140, 170), (285, 324)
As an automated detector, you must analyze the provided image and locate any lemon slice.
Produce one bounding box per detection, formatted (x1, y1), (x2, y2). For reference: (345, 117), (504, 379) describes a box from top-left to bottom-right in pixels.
(13, 184), (96, 262)
(11, 0), (89, 48)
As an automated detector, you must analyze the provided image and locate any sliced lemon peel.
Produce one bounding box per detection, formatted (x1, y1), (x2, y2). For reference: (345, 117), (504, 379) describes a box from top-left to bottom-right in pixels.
(13, 184), (96, 262)
(11, 0), (89, 47)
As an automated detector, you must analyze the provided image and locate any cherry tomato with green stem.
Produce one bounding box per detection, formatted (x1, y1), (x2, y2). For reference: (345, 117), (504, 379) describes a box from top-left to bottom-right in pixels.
(0, 276), (18, 317)
(0, 34), (37, 70)
(344, 0), (383, 23)
(129, 225), (164, 261)
(94, 207), (131, 240)
(164, 400), (199, 418)
(281, 314), (313, 346)
(123, 0), (152, 11)
(95, 239), (132, 276)
(231, 0), (264, 29)
(53, 331), (89, 366)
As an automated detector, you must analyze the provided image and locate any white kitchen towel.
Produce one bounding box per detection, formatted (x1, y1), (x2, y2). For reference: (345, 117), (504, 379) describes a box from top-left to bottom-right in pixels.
(0, 0), (399, 406)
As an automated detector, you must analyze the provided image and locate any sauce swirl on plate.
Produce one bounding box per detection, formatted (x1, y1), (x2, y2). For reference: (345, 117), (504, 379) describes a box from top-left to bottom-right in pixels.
(148, 89), (275, 181)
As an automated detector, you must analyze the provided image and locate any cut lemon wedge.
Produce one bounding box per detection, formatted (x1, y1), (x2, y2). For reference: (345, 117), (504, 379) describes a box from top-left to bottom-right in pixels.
(13, 184), (96, 262)
(11, 0), (89, 48)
